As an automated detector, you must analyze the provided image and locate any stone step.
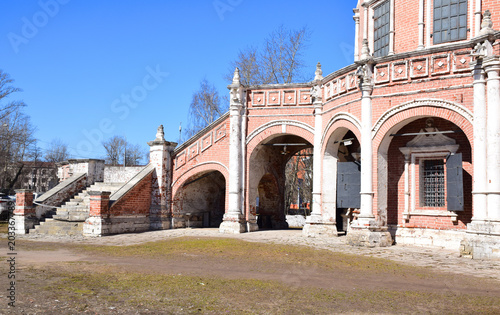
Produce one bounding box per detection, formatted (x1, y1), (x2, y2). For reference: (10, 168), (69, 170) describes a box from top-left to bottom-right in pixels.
(29, 219), (84, 236)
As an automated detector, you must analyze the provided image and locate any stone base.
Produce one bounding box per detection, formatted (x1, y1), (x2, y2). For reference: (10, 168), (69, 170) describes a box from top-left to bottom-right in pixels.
(303, 223), (338, 238)
(10, 214), (38, 234)
(219, 214), (246, 234)
(395, 227), (464, 249)
(247, 221), (259, 232)
(150, 217), (172, 230)
(461, 221), (500, 260)
(346, 228), (393, 247)
(83, 217), (110, 236)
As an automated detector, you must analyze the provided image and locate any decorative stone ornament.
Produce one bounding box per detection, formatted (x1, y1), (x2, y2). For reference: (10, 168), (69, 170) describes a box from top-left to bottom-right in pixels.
(356, 63), (373, 87)
(229, 68), (243, 105)
(478, 10), (494, 36)
(471, 40), (494, 60)
(155, 125), (165, 141)
(314, 62), (323, 81)
(359, 38), (373, 62)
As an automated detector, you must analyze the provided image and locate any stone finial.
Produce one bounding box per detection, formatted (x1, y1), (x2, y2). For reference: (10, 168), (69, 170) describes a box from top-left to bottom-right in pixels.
(479, 10), (494, 36)
(360, 38), (372, 60)
(314, 62), (323, 81)
(155, 125), (165, 141)
(232, 68), (241, 85)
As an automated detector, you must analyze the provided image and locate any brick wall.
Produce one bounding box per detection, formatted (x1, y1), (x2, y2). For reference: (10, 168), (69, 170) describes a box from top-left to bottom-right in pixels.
(109, 173), (152, 217)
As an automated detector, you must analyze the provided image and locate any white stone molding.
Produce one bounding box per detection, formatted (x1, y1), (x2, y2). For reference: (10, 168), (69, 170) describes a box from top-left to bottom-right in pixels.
(431, 54), (450, 75)
(418, 0), (425, 49)
(321, 112), (362, 146)
(245, 120), (314, 145)
(372, 99), (474, 139)
(392, 60), (408, 81)
(171, 161), (228, 188)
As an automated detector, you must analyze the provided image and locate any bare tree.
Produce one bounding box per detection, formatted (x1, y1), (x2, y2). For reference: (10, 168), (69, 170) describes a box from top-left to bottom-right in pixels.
(284, 148), (313, 216)
(0, 108), (37, 192)
(0, 70), (26, 120)
(184, 79), (227, 139)
(225, 25), (310, 85)
(103, 136), (146, 166)
(125, 143), (146, 166)
(102, 136), (126, 166)
(44, 139), (70, 163)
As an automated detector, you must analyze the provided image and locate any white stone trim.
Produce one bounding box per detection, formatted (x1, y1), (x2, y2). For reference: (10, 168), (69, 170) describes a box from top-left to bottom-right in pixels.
(372, 99), (474, 139)
(171, 161), (228, 188)
(245, 120), (314, 145)
(321, 112), (362, 146)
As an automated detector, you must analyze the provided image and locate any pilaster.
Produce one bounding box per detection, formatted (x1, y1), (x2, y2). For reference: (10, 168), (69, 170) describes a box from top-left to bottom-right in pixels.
(148, 125), (177, 230)
(10, 190), (37, 234)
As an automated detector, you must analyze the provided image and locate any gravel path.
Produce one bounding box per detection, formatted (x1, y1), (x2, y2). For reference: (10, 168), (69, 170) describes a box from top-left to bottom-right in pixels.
(13, 228), (500, 281)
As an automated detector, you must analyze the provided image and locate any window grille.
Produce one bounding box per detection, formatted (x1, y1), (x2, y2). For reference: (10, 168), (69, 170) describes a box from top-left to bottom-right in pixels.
(423, 160), (445, 207)
(433, 0), (468, 44)
(373, 0), (390, 57)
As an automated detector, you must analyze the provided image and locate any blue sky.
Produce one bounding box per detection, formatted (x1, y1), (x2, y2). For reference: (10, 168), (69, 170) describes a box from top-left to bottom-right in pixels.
(1, 0), (357, 162)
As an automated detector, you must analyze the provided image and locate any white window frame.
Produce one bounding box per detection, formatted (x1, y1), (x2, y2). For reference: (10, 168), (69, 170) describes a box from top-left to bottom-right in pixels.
(363, 0), (395, 58)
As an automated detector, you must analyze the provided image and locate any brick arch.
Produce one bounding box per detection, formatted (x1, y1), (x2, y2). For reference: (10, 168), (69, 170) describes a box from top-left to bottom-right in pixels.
(373, 99), (474, 146)
(321, 113), (362, 155)
(374, 102), (474, 230)
(171, 162), (229, 204)
(246, 123), (315, 159)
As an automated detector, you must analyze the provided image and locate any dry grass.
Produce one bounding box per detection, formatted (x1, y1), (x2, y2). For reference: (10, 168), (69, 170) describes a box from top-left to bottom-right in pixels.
(27, 262), (500, 314)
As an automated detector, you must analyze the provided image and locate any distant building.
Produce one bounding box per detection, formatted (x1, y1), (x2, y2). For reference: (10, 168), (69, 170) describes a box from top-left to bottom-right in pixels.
(16, 161), (58, 193)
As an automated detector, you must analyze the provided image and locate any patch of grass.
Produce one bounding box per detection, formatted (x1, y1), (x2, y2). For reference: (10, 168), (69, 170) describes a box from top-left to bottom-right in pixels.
(39, 265), (500, 314)
(76, 237), (429, 277)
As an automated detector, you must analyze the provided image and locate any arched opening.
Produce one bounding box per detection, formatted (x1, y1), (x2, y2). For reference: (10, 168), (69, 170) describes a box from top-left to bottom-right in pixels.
(248, 134), (312, 230)
(378, 116), (472, 243)
(323, 128), (361, 235)
(172, 170), (226, 228)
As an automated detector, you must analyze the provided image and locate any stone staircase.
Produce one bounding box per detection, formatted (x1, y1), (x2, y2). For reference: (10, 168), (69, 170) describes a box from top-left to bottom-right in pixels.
(29, 182), (124, 235)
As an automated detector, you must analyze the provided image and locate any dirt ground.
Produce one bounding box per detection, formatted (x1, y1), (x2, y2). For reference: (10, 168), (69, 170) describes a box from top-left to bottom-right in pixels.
(1, 228), (500, 314)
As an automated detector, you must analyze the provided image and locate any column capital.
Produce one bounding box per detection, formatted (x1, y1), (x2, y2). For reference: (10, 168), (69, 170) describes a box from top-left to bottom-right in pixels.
(356, 63), (374, 94)
(483, 56), (500, 74)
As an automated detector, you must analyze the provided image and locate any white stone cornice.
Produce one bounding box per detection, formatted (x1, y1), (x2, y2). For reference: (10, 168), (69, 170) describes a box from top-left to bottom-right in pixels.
(321, 112), (362, 146)
(372, 99), (474, 139)
(245, 120), (314, 145)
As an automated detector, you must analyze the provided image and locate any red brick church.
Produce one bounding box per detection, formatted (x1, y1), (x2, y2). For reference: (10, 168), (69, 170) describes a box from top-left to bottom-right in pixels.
(11, 0), (500, 259)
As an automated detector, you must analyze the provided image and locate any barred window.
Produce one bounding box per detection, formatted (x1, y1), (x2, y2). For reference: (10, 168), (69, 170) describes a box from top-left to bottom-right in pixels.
(373, 0), (390, 57)
(423, 160), (445, 207)
(433, 0), (468, 44)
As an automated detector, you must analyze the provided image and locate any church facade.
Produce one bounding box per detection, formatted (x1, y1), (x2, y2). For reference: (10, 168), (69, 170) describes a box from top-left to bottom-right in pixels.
(11, 0), (500, 259)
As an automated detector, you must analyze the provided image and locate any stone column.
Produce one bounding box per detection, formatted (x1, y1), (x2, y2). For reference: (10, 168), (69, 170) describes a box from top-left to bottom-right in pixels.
(304, 63), (338, 238)
(484, 57), (500, 221)
(471, 60), (487, 222)
(10, 190), (37, 234)
(357, 64), (375, 226)
(346, 49), (392, 247)
(83, 191), (111, 236)
(220, 68), (246, 234)
(148, 125), (177, 230)
(463, 43), (500, 260)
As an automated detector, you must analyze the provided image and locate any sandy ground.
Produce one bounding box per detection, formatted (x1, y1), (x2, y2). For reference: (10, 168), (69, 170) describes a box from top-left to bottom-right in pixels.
(11, 228), (500, 281)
